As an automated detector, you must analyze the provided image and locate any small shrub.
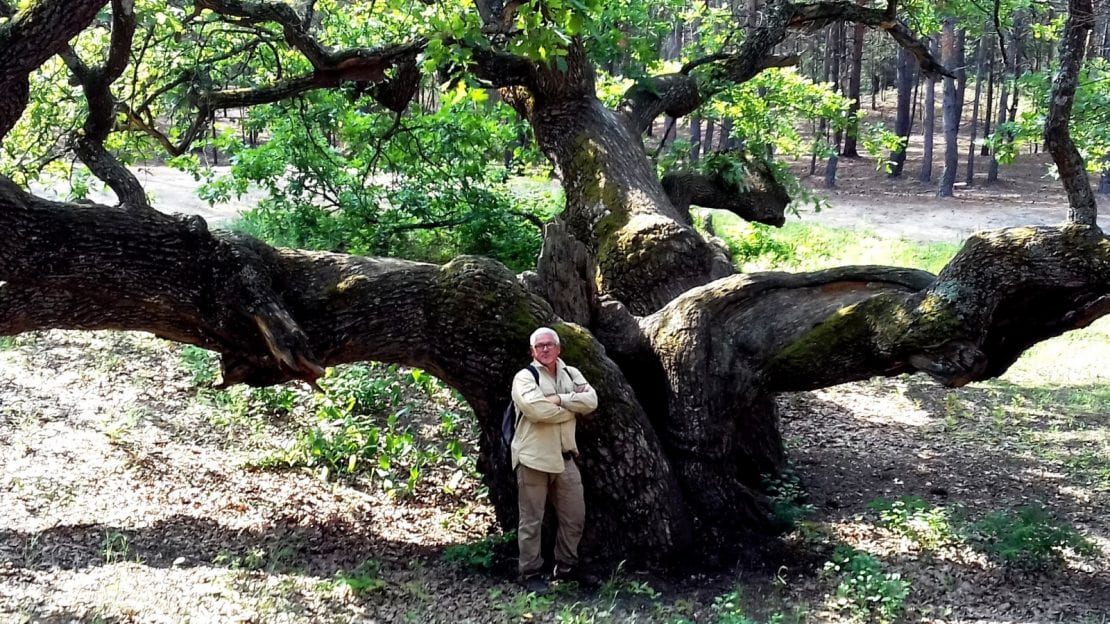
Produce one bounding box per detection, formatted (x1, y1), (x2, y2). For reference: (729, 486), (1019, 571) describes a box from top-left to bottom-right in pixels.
(180, 345), (219, 385)
(764, 468), (815, 530)
(967, 505), (1098, 570)
(0, 336), (17, 350)
(823, 546), (909, 624)
(712, 589), (757, 624)
(868, 496), (954, 549)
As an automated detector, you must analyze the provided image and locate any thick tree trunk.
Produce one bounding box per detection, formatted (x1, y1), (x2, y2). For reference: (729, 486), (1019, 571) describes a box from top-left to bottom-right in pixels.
(527, 84), (732, 314)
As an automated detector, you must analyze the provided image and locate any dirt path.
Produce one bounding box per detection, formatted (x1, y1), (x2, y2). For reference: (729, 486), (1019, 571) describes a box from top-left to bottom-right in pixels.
(32, 151), (1081, 243)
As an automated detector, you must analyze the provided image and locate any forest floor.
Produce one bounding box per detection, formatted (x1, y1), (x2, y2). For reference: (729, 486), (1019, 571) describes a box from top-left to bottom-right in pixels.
(4, 153), (1110, 624)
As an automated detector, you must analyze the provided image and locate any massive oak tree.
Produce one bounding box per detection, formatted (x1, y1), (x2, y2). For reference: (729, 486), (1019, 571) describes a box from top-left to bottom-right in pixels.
(0, 0), (1105, 565)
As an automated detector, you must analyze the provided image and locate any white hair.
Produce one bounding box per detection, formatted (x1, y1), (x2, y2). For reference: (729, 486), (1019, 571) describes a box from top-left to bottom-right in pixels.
(529, 327), (560, 347)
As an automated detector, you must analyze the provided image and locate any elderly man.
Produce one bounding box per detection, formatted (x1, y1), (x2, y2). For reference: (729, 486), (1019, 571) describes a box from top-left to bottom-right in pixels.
(511, 326), (598, 591)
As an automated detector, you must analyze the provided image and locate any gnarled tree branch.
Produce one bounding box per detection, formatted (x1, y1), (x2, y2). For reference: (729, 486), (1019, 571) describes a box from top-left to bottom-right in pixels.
(0, 0), (110, 139)
(661, 156), (789, 227)
(765, 226), (1110, 391)
(619, 0), (950, 134)
(60, 0), (151, 211)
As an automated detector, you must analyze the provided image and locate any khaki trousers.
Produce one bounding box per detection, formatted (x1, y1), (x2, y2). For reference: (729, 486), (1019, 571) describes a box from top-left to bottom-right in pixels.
(516, 458), (584, 577)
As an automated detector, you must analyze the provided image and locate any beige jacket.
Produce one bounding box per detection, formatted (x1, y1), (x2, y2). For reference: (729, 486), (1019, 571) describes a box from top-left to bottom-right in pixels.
(510, 358), (598, 473)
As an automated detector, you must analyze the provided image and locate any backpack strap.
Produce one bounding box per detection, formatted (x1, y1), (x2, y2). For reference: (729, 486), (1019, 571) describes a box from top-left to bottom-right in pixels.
(513, 365), (540, 432)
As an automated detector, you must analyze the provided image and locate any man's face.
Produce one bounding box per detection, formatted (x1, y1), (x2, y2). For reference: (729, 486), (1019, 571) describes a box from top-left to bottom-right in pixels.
(531, 336), (561, 366)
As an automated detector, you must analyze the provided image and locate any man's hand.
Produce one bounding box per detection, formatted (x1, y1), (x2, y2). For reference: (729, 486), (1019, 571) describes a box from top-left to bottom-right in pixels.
(544, 394), (562, 405)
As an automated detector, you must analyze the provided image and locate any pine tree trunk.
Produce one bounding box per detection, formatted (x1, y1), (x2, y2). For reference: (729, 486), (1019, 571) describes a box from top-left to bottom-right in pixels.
(938, 23), (965, 197)
(825, 23), (844, 187)
(966, 37), (985, 186)
(920, 39), (938, 183)
(842, 13), (866, 157)
(888, 47), (916, 177)
(981, 40), (995, 157)
(988, 78), (1008, 183)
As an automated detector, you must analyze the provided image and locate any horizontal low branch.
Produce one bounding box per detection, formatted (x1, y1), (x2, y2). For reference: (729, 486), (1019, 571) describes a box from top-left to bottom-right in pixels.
(763, 225), (1110, 390)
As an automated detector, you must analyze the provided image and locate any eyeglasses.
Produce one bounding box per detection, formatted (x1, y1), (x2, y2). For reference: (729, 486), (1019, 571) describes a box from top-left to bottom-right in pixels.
(533, 342), (558, 351)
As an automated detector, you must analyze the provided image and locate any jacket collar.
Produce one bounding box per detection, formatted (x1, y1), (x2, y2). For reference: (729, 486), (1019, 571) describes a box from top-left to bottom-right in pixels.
(530, 357), (565, 377)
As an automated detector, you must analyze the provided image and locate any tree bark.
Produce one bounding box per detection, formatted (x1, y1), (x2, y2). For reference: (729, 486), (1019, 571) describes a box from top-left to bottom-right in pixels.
(938, 22), (965, 197)
(920, 38), (937, 183)
(966, 37), (986, 183)
(1045, 0), (1098, 225)
(841, 12), (866, 157)
(888, 47), (915, 177)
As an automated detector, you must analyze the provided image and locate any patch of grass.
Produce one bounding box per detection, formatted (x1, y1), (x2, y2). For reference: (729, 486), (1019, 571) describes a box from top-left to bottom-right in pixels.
(965, 504), (1099, 570)
(598, 560), (661, 601)
(101, 531), (132, 564)
(822, 546), (909, 624)
(492, 586), (555, 619)
(0, 336), (18, 350)
(320, 559), (388, 596)
(704, 212), (960, 273)
(868, 496), (954, 550)
(442, 532), (515, 570)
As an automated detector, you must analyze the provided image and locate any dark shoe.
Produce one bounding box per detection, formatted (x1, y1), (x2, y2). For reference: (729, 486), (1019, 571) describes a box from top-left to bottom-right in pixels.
(553, 564), (602, 588)
(519, 575), (549, 594)
(552, 563), (576, 581)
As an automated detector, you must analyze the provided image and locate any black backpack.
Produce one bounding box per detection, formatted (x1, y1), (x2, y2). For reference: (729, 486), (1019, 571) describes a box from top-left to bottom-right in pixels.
(500, 365), (539, 455)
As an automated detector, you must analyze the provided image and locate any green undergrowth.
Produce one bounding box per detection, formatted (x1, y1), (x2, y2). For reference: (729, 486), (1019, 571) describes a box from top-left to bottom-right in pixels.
(698, 209), (960, 273)
(866, 496), (1098, 570)
(178, 347), (479, 499)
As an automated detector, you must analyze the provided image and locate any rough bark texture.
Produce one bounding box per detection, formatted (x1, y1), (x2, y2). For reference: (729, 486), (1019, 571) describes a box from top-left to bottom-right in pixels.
(938, 21), (964, 197)
(1045, 0), (1098, 225)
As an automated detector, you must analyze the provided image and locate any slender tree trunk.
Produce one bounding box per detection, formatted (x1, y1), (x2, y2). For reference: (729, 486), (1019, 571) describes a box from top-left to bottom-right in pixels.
(718, 118), (732, 151)
(920, 39), (938, 183)
(690, 117), (702, 162)
(703, 120), (716, 157)
(966, 37), (985, 186)
(938, 23), (965, 197)
(826, 23), (844, 187)
(981, 41), (995, 157)
(842, 13), (866, 157)
(988, 77), (1008, 183)
(888, 47), (916, 177)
